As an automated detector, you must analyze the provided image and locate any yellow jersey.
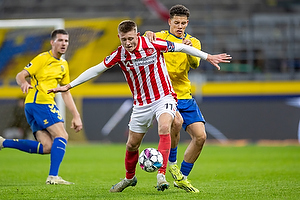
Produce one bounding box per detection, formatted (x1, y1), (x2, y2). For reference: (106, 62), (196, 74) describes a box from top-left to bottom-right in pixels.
(155, 30), (201, 99)
(24, 50), (70, 104)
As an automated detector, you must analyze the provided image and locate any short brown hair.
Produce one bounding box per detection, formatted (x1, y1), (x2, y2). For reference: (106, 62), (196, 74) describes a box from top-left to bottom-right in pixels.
(118, 20), (137, 33)
(169, 4), (190, 19)
(51, 29), (68, 40)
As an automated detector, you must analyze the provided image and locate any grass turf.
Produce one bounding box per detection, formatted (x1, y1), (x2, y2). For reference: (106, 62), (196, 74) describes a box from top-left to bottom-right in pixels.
(0, 143), (299, 199)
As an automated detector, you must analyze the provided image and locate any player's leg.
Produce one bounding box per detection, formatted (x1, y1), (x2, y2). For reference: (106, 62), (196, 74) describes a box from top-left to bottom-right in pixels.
(45, 122), (72, 185)
(110, 130), (144, 192)
(175, 99), (204, 193)
(1, 103), (44, 154)
(0, 136), (44, 154)
(173, 122), (205, 193)
(154, 95), (176, 191)
(183, 121), (206, 170)
(168, 111), (184, 181)
(156, 112), (174, 191)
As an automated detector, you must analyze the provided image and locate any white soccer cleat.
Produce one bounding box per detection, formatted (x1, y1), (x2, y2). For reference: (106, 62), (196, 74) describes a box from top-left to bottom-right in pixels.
(0, 136), (5, 150)
(45, 176), (74, 185)
(156, 173), (169, 191)
(110, 176), (137, 192)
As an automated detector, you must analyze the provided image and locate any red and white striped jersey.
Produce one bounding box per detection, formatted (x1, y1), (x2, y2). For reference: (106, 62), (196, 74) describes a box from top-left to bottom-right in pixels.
(104, 36), (177, 106)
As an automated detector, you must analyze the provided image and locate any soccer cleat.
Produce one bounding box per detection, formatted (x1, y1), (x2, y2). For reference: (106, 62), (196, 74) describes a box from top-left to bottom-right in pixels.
(0, 136), (5, 150)
(46, 176), (74, 185)
(174, 178), (199, 193)
(156, 173), (169, 191)
(168, 164), (184, 181)
(110, 176), (137, 192)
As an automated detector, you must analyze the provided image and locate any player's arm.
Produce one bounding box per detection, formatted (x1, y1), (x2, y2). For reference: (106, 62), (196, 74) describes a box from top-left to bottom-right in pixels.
(183, 38), (201, 69)
(144, 31), (156, 42)
(16, 69), (33, 94)
(173, 43), (231, 70)
(61, 91), (83, 132)
(48, 62), (108, 93)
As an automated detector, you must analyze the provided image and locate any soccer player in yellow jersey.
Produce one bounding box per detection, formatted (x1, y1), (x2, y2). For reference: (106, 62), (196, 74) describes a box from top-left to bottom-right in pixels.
(0, 29), (82, 185)
(146, 4), (231, 192)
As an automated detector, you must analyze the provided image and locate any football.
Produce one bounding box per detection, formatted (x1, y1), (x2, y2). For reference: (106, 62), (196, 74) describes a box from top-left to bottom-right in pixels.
(138, 148), (163, 172)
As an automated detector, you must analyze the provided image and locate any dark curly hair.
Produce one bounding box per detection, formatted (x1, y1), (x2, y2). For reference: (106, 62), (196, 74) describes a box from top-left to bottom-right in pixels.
(169, 4), (190, 19)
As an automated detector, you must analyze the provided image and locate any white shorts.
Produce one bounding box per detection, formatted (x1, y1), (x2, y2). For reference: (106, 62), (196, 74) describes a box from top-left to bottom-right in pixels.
(128, 94), (177, 133)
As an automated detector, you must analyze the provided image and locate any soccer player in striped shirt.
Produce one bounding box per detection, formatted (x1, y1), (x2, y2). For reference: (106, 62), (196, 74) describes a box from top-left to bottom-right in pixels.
(48, 20), (230, 192)
(0, 29), (83, 185)
(145, 4), (232, 192)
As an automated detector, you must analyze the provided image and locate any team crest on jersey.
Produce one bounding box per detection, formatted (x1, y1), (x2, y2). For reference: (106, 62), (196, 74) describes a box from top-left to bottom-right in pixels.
(166, 41), (175, 52)
(61, 65), (65, 72)
(25, 62), (32, 68)
(146, 48), (154, 55)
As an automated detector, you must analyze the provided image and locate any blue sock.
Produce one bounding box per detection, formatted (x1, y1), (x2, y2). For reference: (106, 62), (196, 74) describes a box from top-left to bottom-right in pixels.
(3, 139), (43, 154)
(181, 160), (194, 177)
(169, 147), (178, 163)
(49, 137), (67, 176)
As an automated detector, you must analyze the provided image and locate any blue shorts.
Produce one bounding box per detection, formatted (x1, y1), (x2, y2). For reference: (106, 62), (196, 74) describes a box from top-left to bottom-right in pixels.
(177, 98), (205, 130)
(24, 103), (64, 134)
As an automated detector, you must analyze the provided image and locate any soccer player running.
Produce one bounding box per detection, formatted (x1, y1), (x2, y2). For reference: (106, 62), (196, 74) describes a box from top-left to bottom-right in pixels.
(48, 20), (230, 192)
(145, 4), (230, 193)
(0, 29), (83, 185)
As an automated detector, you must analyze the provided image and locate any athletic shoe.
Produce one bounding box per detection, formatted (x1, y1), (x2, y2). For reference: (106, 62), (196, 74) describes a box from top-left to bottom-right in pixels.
(168, 164), (183, 181)
(46, 176), (74, 185)
(156, 173), (169, 191)
(0, 136), (5, 150)
(174, 178), (199, 193)
(109, 176), (137, 192)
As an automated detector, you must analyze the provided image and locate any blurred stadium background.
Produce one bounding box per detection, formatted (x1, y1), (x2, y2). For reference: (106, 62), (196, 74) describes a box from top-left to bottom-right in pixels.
(0, 0), (299, 144)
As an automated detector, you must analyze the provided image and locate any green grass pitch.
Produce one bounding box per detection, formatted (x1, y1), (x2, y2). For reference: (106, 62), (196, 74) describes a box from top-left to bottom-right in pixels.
(1, 143), (299, 199)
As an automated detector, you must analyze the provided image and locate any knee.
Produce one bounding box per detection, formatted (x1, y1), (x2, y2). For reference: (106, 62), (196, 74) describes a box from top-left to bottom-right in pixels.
(172, 115), (183, 132)
(193, 131), (207, 146)
(126, 141), (139, 151)
(158, 123), (171, 135)
(42, 141), (53, 154)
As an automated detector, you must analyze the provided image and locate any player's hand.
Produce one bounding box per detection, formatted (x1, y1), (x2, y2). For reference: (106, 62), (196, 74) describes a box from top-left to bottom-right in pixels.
(206, 53), (232, 70)
(182, 38), (192, 46)
(71, 115), (83, 132)
(20, 82), (33, 94)
(145, 31), (156, 42)
(47, 84), (71, 94)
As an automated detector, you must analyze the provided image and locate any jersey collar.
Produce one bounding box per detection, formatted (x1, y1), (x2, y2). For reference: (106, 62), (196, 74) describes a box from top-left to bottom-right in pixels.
(168, 31), (187, 39)
(48, 50), (61, 61)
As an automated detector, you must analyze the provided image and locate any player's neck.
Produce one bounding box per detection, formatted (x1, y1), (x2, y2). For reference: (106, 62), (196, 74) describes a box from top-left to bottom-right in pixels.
(50, 50), (62, 59)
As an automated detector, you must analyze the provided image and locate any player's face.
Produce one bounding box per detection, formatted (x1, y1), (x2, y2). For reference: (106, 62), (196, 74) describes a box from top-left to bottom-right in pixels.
(168, 15), (189, 38)
(118, 30), (140, 52)
(51, 34), (69, 57)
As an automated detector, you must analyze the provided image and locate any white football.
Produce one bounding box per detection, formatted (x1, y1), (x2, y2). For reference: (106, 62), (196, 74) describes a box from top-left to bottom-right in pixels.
(139, 148), (163, 172)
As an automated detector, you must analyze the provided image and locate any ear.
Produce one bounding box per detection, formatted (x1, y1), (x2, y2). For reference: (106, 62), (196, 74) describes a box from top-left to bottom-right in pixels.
(50, 40), (54, 45)
(168, 18), (171, 26)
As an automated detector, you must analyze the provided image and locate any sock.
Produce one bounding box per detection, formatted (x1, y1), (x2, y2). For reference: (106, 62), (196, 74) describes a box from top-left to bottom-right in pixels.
(49, 137), (67, 176)
(157, 134), (171, 175)
(181, 160), (194, 177)
(125, 150), (139, 179)
(3, 139), (43, 154)
(168, 147), (177, 163)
